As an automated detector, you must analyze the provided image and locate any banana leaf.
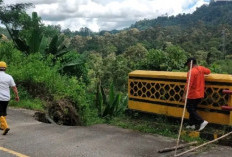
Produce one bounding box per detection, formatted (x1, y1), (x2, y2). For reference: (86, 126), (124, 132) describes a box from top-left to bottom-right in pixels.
(47, 35), (58, 55)
(28, 28), (43, 53)
(103, 94), (120, 118)
(109, 82), (115, 105)
(96, 82), (103, 116)
(55, 48), (72, 58)
(115, 95), (128, 116)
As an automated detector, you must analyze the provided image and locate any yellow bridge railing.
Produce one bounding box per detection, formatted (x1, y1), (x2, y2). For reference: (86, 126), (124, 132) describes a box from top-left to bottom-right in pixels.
(128, 70), (232, 126)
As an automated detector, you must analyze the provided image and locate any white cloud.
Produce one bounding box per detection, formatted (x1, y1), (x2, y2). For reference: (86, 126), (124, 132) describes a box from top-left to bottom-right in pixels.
(3, 0), (209, 32)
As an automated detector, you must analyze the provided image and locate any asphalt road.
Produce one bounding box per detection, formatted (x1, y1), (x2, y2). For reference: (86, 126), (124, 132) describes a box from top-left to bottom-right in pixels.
(0, 108), (232, 157)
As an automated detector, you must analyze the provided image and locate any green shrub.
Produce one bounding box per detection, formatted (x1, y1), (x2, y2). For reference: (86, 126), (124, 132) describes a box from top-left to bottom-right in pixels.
(0, 41), (90, 123)
(210, 59), (232, 74)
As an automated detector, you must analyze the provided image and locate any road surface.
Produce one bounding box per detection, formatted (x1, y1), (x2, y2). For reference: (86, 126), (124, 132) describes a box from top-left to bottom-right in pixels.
(0, 108), (231, 157)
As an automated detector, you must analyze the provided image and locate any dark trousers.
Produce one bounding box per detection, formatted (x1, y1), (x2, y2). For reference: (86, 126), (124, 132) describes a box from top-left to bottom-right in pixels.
(186, 98), (204, 126)
(0, 101), (9, 116)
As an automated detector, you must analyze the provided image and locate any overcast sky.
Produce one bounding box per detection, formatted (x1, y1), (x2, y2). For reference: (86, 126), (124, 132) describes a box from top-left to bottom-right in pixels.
(5, 0), (210, 32)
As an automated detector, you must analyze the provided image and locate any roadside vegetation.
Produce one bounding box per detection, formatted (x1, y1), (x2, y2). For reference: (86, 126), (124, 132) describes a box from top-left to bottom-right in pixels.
(0, 0), (232, 141)
(109, 112), (205, 143)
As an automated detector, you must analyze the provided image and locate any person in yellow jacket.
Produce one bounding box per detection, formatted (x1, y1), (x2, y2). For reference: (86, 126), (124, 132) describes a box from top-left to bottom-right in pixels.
(0, 61), (19, 135)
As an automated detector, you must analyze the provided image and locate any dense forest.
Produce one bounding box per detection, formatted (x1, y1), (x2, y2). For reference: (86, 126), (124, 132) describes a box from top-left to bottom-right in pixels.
(0, 0), (232, 125)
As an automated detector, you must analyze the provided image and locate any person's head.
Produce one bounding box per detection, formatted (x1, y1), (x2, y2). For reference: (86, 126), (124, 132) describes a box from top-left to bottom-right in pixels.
(185, 57), (197, 68)
(0, 61), (7, 71)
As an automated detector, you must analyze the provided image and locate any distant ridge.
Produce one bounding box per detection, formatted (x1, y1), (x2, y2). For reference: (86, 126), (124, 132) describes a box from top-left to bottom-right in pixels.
(129, 1), (232, 30)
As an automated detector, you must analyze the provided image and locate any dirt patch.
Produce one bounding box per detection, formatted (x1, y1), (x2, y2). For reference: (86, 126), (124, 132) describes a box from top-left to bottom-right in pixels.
(218, 135), (232, 146)
(34, 111), (51, 123)
(47, 99), (81, 126)
(34, 99), (81, 126)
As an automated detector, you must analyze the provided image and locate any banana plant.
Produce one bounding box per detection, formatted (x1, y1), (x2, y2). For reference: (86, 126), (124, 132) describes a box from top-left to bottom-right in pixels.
(2, 8), (87, 79)
(45, 34), (88, 79)
(27, 12), (43, 54)
(0, 3), (32, 53)
(4, 12), (43, 54)
(46, 34), (72, 58)
(95, 82), (128, 118)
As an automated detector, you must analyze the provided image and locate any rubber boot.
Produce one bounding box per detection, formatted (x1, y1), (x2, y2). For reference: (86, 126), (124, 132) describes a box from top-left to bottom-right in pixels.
(0, 125), (2, 130)
(0, 116), (10, 135)
(0, 116), (6, 130)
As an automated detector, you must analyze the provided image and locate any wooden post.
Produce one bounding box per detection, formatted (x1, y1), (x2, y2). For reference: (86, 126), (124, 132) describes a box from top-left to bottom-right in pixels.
(158, 141), (197, 153)
(174, 60), (193, 155)
(174, 131), (232, 157)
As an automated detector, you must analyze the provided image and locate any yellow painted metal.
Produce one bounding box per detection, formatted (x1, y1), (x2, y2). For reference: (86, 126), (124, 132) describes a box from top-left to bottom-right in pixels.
(129, 101), (229, 125)
(181, 130), (200, 138)
(129, 70), (232, 83)
(128, 70), (232, 126)
(213, 134), (218, 139)
(181, 130), (225, 140)
(129, 101), (189, 118)
(188, 131), (200, 138)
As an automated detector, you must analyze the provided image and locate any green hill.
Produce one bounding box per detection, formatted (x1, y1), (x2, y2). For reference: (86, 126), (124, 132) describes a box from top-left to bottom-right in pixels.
(130, 1), (232, 30)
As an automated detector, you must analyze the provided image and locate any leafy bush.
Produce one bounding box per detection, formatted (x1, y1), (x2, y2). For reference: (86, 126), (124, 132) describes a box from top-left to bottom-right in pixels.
(139, 45), (187, 71)
(60, 50), (89, 84)
(0, 41), (90, 123)
(210, 59), (232, 74)
(139, 49), (167, 70)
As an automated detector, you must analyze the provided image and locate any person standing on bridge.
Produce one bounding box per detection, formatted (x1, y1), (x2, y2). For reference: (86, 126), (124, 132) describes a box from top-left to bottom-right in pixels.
(182, 57), (211, 131)
(0, 61), (19, 135)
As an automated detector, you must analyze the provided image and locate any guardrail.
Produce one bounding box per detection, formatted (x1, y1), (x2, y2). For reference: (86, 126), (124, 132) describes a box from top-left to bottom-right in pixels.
(128, 70), (232, 125)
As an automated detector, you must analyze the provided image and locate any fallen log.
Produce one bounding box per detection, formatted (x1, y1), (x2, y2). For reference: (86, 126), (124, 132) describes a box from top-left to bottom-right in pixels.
(158, 141), (198, 153)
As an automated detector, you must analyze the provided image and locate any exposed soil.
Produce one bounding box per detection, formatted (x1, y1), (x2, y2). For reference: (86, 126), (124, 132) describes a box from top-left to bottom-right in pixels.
(34, 99), (81, 126)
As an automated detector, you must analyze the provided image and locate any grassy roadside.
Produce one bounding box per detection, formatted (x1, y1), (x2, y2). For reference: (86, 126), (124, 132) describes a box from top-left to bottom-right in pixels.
(106, 111), (205, 143)
(107, 111), (232, 146)
(9, 99), (44, 111)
